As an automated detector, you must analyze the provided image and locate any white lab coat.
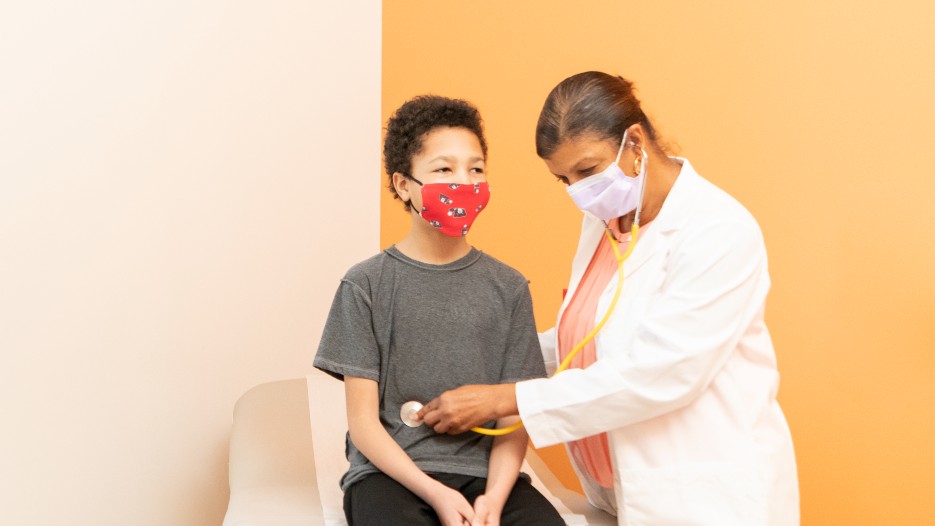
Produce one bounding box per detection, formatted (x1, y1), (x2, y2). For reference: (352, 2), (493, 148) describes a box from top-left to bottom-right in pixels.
(516, 159), (799, 525)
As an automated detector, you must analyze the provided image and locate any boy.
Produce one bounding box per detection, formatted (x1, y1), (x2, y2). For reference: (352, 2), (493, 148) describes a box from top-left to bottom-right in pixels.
(314, 96), (563, 526)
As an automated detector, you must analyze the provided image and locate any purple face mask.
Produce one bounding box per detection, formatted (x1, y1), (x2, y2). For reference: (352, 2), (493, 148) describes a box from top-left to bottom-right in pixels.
(565, 130), (647, 221)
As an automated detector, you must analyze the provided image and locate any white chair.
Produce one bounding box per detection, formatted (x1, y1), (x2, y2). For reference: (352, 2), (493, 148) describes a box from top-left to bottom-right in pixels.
(222, 371), (616, 525)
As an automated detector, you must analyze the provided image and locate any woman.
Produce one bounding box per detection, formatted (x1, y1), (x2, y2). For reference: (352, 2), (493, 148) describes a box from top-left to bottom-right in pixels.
(418, 72), (800, 525)
(313, 95), (563, 526)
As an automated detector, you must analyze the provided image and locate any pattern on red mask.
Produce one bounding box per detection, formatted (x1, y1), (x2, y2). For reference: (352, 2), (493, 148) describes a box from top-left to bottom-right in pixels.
(418, 182), (490, 237)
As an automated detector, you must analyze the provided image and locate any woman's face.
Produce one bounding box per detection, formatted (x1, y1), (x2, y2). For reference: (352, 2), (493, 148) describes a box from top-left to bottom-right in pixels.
(396, 126), (486, 211)
(544, 133), (628, 186)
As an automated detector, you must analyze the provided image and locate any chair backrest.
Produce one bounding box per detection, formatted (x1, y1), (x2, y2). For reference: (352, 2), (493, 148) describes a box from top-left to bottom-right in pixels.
(224, 379), (325, 526)
(229, 379), (318, 489)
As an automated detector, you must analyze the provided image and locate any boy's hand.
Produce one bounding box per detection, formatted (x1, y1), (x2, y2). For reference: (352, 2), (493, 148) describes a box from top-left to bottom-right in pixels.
(426, 485), (474, 526)
(471, 494), (503, 526)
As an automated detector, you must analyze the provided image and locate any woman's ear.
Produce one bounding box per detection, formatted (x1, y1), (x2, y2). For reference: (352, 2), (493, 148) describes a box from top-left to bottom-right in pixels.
(625, 123), (646, 150)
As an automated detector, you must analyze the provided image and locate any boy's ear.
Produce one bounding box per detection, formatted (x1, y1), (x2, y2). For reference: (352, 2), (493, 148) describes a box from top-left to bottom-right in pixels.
(392, 172), (411, 202)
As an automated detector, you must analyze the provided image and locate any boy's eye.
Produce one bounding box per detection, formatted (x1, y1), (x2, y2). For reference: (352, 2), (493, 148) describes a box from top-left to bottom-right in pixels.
(470, 167), (485, 174)
(434, 167), (452, 173)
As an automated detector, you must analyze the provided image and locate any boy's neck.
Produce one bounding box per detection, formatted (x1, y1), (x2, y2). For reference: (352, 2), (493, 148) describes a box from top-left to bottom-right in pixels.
(394, 215), (473, 265)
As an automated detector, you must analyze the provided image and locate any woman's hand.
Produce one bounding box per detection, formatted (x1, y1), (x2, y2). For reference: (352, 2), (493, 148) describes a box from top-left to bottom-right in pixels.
(471, 494), (503, 526)
(425, 485), (475, 526)
(418, 383), (518, 434)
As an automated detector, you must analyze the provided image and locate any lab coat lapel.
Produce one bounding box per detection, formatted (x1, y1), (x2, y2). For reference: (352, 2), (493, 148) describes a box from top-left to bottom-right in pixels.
(622, 227), (662, 279)
(623, 158), (699, 278)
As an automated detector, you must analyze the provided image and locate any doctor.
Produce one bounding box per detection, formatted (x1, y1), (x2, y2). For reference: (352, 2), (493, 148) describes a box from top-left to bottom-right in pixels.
(419, 71), (800, 525)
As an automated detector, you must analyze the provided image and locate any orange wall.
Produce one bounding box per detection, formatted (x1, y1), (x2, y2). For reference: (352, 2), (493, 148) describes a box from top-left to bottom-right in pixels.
(383, 1), (935, 524)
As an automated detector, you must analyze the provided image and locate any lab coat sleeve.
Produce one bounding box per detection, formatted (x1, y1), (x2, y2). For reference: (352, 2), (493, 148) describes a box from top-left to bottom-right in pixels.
(538, 327), (558, 375)
(517, 219), (769, 447)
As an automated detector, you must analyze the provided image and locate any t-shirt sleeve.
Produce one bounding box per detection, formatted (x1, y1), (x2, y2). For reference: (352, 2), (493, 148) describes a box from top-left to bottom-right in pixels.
(499, 280), (548, 383)
(313, 278), (380, 382)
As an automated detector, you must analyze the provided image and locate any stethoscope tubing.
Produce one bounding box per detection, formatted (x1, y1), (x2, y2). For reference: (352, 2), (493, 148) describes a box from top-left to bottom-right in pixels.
(471, 222), (640, 436)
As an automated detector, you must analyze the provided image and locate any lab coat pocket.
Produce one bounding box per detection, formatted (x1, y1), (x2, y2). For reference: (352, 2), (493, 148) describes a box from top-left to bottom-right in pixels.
(618, 462), (767, 526)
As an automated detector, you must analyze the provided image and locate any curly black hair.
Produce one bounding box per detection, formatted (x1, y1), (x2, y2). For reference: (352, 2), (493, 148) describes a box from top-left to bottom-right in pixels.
(384, 95), (488, 211)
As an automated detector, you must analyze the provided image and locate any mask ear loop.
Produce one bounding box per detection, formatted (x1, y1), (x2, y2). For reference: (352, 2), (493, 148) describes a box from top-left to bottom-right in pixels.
(402, 173), (424, 210)
(632, 147), (648, 227)
(403, 173), (424, 186)
(614, 129), (629, 165)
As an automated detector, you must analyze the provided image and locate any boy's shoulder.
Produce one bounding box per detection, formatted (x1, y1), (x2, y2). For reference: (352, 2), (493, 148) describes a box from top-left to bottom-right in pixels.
(474, 250), (529, 286)
(342, 250), (390, 283)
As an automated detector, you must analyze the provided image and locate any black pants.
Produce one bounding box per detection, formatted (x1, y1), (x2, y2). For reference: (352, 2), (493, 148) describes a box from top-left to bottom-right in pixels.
(344, 472), (565, 526)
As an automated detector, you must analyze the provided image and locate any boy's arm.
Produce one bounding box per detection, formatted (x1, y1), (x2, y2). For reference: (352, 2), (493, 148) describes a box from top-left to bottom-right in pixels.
(344, 376), (474, 526)
(472, 415), (527, 525)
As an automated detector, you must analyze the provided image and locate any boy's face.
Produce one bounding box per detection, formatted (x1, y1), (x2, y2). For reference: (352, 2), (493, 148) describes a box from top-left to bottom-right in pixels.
(394, 126), (487, 212)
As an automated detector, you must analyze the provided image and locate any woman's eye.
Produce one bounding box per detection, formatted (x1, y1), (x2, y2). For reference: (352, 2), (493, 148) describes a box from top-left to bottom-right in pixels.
(579, 166), (597, 176)
(555, 176), (569, 185)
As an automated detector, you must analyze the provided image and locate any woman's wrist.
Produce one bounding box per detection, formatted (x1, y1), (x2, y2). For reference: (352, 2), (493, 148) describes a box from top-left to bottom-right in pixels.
(494, 383), (519, 419)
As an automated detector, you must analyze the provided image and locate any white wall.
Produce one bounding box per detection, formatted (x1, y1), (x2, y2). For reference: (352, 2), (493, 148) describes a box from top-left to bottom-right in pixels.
(0, 2), (380, 524)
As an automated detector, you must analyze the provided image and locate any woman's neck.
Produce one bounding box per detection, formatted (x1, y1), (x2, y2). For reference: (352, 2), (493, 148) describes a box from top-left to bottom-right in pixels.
(395, 215), (472, 264)
(618, 153), (681, 232)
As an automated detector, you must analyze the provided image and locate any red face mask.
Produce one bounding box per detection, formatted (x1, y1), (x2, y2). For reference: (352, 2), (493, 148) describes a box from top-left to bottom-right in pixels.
(409, 178), (491, 237)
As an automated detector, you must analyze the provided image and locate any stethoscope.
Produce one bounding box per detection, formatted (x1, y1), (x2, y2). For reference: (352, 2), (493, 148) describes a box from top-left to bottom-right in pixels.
(401, 152), (648, 436)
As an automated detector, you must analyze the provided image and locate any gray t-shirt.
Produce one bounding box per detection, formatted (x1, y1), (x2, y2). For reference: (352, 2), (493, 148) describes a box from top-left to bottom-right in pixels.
(313, 246), (546, 491)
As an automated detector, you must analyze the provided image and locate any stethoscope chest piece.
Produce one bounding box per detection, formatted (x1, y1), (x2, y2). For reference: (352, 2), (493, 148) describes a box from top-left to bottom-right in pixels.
(400, 401), (424, 427)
